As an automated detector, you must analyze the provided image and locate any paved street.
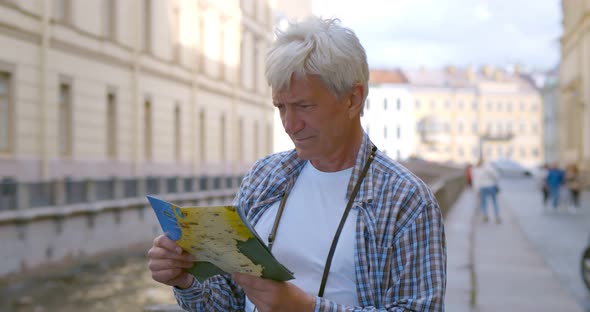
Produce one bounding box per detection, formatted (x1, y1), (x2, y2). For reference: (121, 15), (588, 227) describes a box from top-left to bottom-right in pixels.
(446, 176), (590, 312)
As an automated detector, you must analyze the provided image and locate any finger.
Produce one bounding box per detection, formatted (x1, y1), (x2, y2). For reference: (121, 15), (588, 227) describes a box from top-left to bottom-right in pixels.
(153, 235), (183, 254)
(233, 272), (274, 291)
(148, 258), (194, 271)
(151, 268), (183, 283)
(148, 246), (193, 262)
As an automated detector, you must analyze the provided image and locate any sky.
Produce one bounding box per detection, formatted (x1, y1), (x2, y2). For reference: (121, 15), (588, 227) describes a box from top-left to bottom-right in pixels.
(311, 0), (563, 70)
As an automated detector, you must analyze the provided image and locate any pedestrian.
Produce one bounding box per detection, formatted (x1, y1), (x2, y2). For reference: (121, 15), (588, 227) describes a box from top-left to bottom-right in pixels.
(566, 163), (581, 212)
(546, 162), (565, 211)
(472, 160), (501, 223)
(466, 163), (473, 187)
(536, 164), (549, 210)
(146, 17), (446, 311)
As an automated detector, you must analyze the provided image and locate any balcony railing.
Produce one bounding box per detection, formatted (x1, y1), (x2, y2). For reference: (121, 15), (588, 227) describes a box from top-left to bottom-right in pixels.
(0, 175), (245, 212)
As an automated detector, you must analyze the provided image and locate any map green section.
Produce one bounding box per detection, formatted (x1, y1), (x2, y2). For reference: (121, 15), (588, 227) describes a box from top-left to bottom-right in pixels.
(236, 238), (294, 281)
(188, 237), (293, 283)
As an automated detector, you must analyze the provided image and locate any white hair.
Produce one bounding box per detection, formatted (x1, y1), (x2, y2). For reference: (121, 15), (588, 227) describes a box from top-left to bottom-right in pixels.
(265, 17), (369, 103)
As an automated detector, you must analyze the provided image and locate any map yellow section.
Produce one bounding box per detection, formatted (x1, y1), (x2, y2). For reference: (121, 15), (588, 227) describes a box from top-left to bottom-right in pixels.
(175, 206), (264, 276)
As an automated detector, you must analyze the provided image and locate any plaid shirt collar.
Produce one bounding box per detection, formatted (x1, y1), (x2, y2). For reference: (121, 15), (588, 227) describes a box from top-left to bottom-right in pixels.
(271, 132), (375, 203)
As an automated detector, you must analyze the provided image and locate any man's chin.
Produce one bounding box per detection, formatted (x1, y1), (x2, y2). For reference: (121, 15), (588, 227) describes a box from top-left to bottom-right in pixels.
(293, 147), (310, 160)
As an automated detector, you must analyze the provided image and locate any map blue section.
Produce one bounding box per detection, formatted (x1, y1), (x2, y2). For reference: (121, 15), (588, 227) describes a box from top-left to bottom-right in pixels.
(146, 196), (182, 241)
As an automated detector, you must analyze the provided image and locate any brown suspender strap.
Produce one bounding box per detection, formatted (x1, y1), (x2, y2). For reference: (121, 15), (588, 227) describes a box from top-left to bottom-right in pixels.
(317, 144), (377, 297)
(266, 144), (377, 298)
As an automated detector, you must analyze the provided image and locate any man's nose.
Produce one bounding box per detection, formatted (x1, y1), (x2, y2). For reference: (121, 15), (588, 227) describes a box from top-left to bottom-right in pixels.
(282, 107), (304, 135)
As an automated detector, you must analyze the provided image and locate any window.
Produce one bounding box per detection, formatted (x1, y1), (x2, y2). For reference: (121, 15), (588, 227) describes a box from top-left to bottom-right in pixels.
(237, 119), (243, 162)
(58, 81), (73, 156)
(507, 102), (512, 112)
(396, 150), (401, 160)
(458, 101), (464, 110)
(199, 110), (205, 163)
(267, 123), (272, 155)
(53, 0), (70, 23)
(220, 115), (226, 161)
(472, 100), (478, 111)
(103, 0), (116, 40)
(106, 91), (117, 158)
(415, 100), (421, 109)
(532, 148), (539, 157)
(383, 126), (387, 139)
(396, 98), (401, 111)
(458, 122), (463, 134)
(0, 72), (12, 153)
(486, 101), (492, 111)
(253, 121), (259, 159)
(396, 126), (400, 139)
(430, 100), (435, 109)
(365, 98), (370, 110)
(144, 99), (152, 160)
(472, 122), (478, 134)
(445, 101), (450, 109)
(143, 0), (152, 52)
(496, 101), (502, 112)
(174, 104), (181, 161)
(383, 98), (388, 110)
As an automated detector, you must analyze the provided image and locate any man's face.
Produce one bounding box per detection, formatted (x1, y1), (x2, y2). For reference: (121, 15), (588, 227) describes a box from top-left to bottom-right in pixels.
(272, 75), (356, 163)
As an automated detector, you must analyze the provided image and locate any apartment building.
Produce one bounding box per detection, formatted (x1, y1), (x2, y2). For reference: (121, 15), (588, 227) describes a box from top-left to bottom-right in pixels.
(0, 0), (276, 181)
(363, 70), (415, 160)
(375, 66), (543, 167)
(560, 0), (590, 170)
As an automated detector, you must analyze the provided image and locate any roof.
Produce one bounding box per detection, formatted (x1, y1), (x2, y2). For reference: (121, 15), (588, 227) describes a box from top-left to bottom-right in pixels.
(369, 69), (408, 84)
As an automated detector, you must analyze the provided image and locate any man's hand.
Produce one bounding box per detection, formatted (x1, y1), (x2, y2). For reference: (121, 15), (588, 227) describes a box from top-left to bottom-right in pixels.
(232, 272), (316, 312)
(147, 234), (195, 289)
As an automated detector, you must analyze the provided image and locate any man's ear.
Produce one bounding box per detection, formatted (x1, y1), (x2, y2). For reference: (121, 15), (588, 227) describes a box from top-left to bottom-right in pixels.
(347, 83), (365, 118)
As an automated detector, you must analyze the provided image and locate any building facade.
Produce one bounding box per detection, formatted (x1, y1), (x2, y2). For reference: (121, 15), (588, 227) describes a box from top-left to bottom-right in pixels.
(363, 70), (415, 160)
(0, 0), (275, 182)
(400, 66), (543, 167)
(560, 0), (590, 170)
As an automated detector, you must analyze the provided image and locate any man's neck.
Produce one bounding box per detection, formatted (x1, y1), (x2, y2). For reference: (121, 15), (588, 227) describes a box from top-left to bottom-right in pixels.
(310, 129), (363, 172)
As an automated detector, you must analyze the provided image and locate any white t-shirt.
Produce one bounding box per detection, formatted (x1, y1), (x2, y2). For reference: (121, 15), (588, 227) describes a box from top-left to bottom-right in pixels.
(245, 162), (358, 311)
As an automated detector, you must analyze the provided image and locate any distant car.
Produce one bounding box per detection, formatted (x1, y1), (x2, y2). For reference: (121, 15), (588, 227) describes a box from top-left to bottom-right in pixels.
(490, 159), (532, 177)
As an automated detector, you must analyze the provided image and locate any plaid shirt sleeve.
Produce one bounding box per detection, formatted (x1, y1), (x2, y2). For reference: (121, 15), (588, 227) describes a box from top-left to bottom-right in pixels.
(313, 200), (446, 312)
(173, 274), (245, 311)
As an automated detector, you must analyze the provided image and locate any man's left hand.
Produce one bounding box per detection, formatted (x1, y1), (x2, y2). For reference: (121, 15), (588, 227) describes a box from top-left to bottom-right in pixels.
(232, 272), (316, 312)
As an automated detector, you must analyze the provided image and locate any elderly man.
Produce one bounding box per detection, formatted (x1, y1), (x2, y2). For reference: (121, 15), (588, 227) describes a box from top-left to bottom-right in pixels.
(147, 16), (446, 312)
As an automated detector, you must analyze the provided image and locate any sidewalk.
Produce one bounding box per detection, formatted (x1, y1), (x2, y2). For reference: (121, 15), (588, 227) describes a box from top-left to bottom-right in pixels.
(445, 182), (586, 312)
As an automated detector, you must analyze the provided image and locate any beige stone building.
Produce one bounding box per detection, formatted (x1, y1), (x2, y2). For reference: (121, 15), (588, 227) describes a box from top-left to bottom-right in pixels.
(560, 0), (590, 170)
(0, 0), (277, 181)
(404, 66), (543, 167)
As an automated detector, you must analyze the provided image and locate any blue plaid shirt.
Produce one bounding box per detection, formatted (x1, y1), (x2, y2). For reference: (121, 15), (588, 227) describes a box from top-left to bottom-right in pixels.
(174, 133), (446, 311)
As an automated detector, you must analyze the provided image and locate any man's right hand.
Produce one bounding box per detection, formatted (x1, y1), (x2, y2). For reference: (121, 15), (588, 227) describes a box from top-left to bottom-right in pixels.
(147, 234), (195, 289)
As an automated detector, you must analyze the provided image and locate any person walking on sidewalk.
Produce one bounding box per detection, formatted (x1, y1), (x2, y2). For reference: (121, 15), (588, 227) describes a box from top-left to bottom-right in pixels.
(146, 16), (446, 312)
(472, 160), (501, 223)
(565, 163), (581, 212)
(546, 162), (565, 211)
(536, 164), (550, 210)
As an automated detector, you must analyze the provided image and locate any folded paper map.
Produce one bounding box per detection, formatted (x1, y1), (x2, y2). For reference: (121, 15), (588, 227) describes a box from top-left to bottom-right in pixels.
(146, 196), (294, 283)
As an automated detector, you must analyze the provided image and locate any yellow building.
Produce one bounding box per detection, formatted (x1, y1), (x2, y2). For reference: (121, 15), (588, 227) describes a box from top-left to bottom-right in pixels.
(560, 0), (590, 170)
(0, 0), (276, 181)
(404, 66), (544, 167)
